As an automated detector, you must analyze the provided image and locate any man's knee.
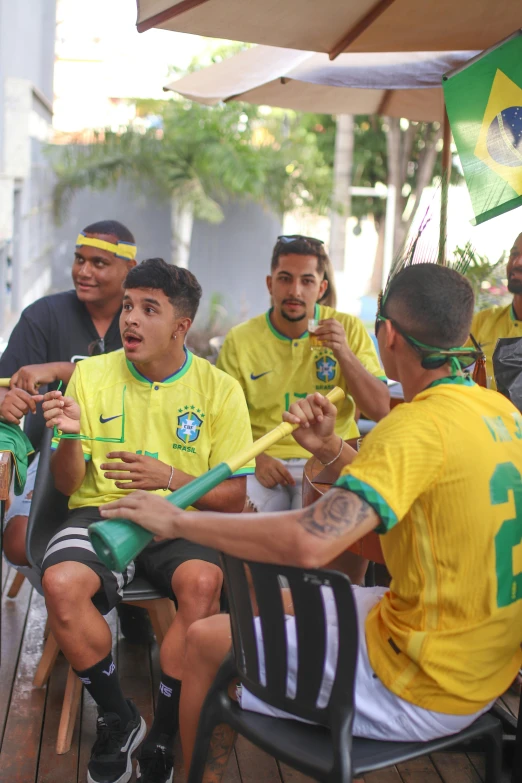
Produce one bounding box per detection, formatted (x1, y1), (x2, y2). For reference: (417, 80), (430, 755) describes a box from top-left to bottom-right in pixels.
(172, 561), (223, 611)
(3, 515), (29, 565)
(185, 614), (231, 666)
(42, 562), (100, 620)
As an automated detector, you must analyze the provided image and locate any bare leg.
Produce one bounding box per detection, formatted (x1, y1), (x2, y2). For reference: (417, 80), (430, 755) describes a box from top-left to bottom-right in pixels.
(179, 614), (234, 778)
(160, 560), (223, 680)
(3, 515), (30, 565)
(42, 561), (111, 669)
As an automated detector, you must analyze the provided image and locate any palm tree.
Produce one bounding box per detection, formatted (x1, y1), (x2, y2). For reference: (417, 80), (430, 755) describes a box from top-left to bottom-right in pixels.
(49, 100), (331, 267)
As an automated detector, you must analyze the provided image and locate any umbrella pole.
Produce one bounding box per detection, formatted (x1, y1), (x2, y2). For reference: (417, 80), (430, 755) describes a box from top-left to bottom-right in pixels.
(438, 107), (452, 265)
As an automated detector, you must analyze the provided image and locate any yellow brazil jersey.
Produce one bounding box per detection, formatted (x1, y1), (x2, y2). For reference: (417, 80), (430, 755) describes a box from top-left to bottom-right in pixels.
(470, 303), (522, 390)
(335, 377), (522, 715)
(217, 304), (385, 459)
(53, 349), (254, 510)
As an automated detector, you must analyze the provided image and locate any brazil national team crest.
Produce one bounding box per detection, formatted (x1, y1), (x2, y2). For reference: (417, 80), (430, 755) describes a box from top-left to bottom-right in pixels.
(176, 408), (204, 444)
(316, 353), (337, 383)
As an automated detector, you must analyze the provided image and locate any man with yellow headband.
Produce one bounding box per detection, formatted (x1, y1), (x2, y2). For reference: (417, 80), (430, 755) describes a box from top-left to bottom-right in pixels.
(470, 232), (522, 388)
(0, 220), (137, 581)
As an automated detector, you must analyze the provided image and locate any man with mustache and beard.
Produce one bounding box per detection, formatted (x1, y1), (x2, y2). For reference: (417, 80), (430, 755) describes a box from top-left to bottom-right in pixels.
(470, 232), (522, 389)
(217, 235), (389, 514)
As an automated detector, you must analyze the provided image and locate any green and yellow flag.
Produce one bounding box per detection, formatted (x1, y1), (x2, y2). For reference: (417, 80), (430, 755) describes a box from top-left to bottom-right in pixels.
(443, 32), (522, 225)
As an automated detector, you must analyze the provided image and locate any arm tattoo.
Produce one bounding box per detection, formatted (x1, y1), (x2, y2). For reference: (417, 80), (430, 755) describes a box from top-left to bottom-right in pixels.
(203, 723), (237, 783)
(299, 488), (376, 539)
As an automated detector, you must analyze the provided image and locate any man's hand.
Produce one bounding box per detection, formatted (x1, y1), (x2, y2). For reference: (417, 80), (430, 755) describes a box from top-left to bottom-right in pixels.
(11, 363), (60, 394)
(255, 452), (296, 489)
(100, 490), (179, 540)
(0, 388), (43, 425)
(42, 390), (81, 433)
(314, 318), (350, 359)
(101, 452), (173, 491)
(283, 392), (342, 463)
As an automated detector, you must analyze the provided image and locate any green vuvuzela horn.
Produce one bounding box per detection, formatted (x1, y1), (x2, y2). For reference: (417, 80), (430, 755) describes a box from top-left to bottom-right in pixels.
(88, 386), (345, 572)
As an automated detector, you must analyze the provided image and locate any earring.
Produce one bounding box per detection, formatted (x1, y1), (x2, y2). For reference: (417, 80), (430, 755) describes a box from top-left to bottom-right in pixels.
(174, 334), (177, 340)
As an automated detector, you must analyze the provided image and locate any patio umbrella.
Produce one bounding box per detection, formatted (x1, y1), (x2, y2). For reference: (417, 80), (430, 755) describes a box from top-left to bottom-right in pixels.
(166, 46), (476, 269)
(164, 46), (476, 123)
(136, 0), (520, 60)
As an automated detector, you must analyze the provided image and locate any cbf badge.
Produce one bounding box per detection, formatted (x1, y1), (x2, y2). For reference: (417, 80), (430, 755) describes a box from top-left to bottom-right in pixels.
(316, 354), (337, 383)
(176, 410), (204, 443)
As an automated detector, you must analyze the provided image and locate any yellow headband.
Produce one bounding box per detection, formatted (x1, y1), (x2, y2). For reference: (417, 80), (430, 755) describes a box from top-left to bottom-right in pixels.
(76, 233), (137, 261)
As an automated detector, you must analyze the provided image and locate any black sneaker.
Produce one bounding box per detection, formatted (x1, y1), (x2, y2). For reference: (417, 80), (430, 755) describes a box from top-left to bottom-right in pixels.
(136, 735), (174, 783)
(87, 699), (146, 783)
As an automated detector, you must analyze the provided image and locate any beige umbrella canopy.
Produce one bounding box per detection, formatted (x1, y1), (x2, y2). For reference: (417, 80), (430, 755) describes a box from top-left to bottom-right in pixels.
(165, 46), (476, 123)
(136, 0), (520, 59)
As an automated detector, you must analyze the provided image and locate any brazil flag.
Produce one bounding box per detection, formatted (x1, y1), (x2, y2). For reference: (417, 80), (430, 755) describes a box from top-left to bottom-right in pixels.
(443, 32), (522, 225)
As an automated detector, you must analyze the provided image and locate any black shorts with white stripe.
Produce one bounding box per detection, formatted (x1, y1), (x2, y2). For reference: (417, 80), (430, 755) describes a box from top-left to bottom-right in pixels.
(41, 506), (135, 615)
(41, 506), (222, 614)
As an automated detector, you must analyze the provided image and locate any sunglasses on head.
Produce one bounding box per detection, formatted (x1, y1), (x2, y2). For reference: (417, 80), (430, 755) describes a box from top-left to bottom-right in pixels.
(277, 234), (325, 247)
(88, 337), (106, 357)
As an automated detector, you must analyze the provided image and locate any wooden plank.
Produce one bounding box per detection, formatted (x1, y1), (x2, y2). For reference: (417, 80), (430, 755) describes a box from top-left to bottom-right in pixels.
(499, 689), (520, 718)
(365, 766), (403, 783)
(0, 575), (32, 747)
(279, 760), (318, 782)
(36, 652), (81, 783)
(430, 752), (483, 783)
(0, 590), (48, 782)
(396, 755), (444, 783)
(466, 753), (486, 782)
(235, 735), (282, 782)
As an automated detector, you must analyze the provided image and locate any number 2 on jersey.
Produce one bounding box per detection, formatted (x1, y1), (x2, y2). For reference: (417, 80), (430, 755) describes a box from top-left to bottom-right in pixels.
(492, 462), (522, 607)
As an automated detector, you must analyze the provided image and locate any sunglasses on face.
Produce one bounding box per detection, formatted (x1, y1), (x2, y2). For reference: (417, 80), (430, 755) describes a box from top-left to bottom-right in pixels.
(88, 337), (106, 356)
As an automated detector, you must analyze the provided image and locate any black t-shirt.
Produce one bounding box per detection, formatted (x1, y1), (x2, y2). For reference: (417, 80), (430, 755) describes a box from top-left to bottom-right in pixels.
(0, 290), (122, 449)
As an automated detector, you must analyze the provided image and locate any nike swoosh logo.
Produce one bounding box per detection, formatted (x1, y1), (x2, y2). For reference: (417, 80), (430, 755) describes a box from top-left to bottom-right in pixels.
(99, 414), (123, 424)
(250, 371), (273, 381)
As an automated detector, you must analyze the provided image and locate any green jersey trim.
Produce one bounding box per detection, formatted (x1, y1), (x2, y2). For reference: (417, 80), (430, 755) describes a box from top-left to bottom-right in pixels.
(126, 348), (193, 385)
(426, 375), (476, 390)
(334, 473), (398, 534)
(265, 303), (319, 342)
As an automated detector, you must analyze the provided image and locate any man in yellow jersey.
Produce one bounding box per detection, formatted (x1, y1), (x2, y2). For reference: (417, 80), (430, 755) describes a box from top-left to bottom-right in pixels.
(217, 235), (389, 512)
(471, 231), (522, 388)
(39, 259), (254, 783)
(101, 263), (522, 775)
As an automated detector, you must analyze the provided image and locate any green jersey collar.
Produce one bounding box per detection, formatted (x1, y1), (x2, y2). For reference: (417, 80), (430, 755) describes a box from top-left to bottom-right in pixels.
(126, 347), (193, 385)
(425, 375), (476, 390)
(265, 303), (319, 341)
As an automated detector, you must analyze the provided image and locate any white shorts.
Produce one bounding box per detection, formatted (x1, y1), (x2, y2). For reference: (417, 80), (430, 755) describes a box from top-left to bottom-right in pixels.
(239, 585), (493, 742)
(4, 452), (40, 525)
(247, 459), (307, 512)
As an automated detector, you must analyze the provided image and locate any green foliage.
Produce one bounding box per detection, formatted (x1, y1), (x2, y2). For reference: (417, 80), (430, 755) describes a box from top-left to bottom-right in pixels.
(48, 98), (331, 225)
(300, 113), (461, 223)
(454, 245), (510, 311)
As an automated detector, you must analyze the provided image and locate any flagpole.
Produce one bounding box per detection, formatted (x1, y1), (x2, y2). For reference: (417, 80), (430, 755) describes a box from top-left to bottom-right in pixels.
(438, 106), (452, 266)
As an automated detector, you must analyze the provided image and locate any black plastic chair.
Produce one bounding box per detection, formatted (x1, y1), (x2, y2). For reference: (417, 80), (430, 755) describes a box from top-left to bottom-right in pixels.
(188, 555), (503, 783)
(27, 427), (175, 753)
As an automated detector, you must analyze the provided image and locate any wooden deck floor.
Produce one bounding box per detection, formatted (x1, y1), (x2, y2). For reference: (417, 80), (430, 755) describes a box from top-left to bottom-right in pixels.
(0, 566), (517, 783)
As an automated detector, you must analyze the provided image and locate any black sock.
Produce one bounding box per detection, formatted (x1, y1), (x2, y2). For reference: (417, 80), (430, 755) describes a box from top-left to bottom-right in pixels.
(74, 653), (132, 725)
(145, 673), (182, 748)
